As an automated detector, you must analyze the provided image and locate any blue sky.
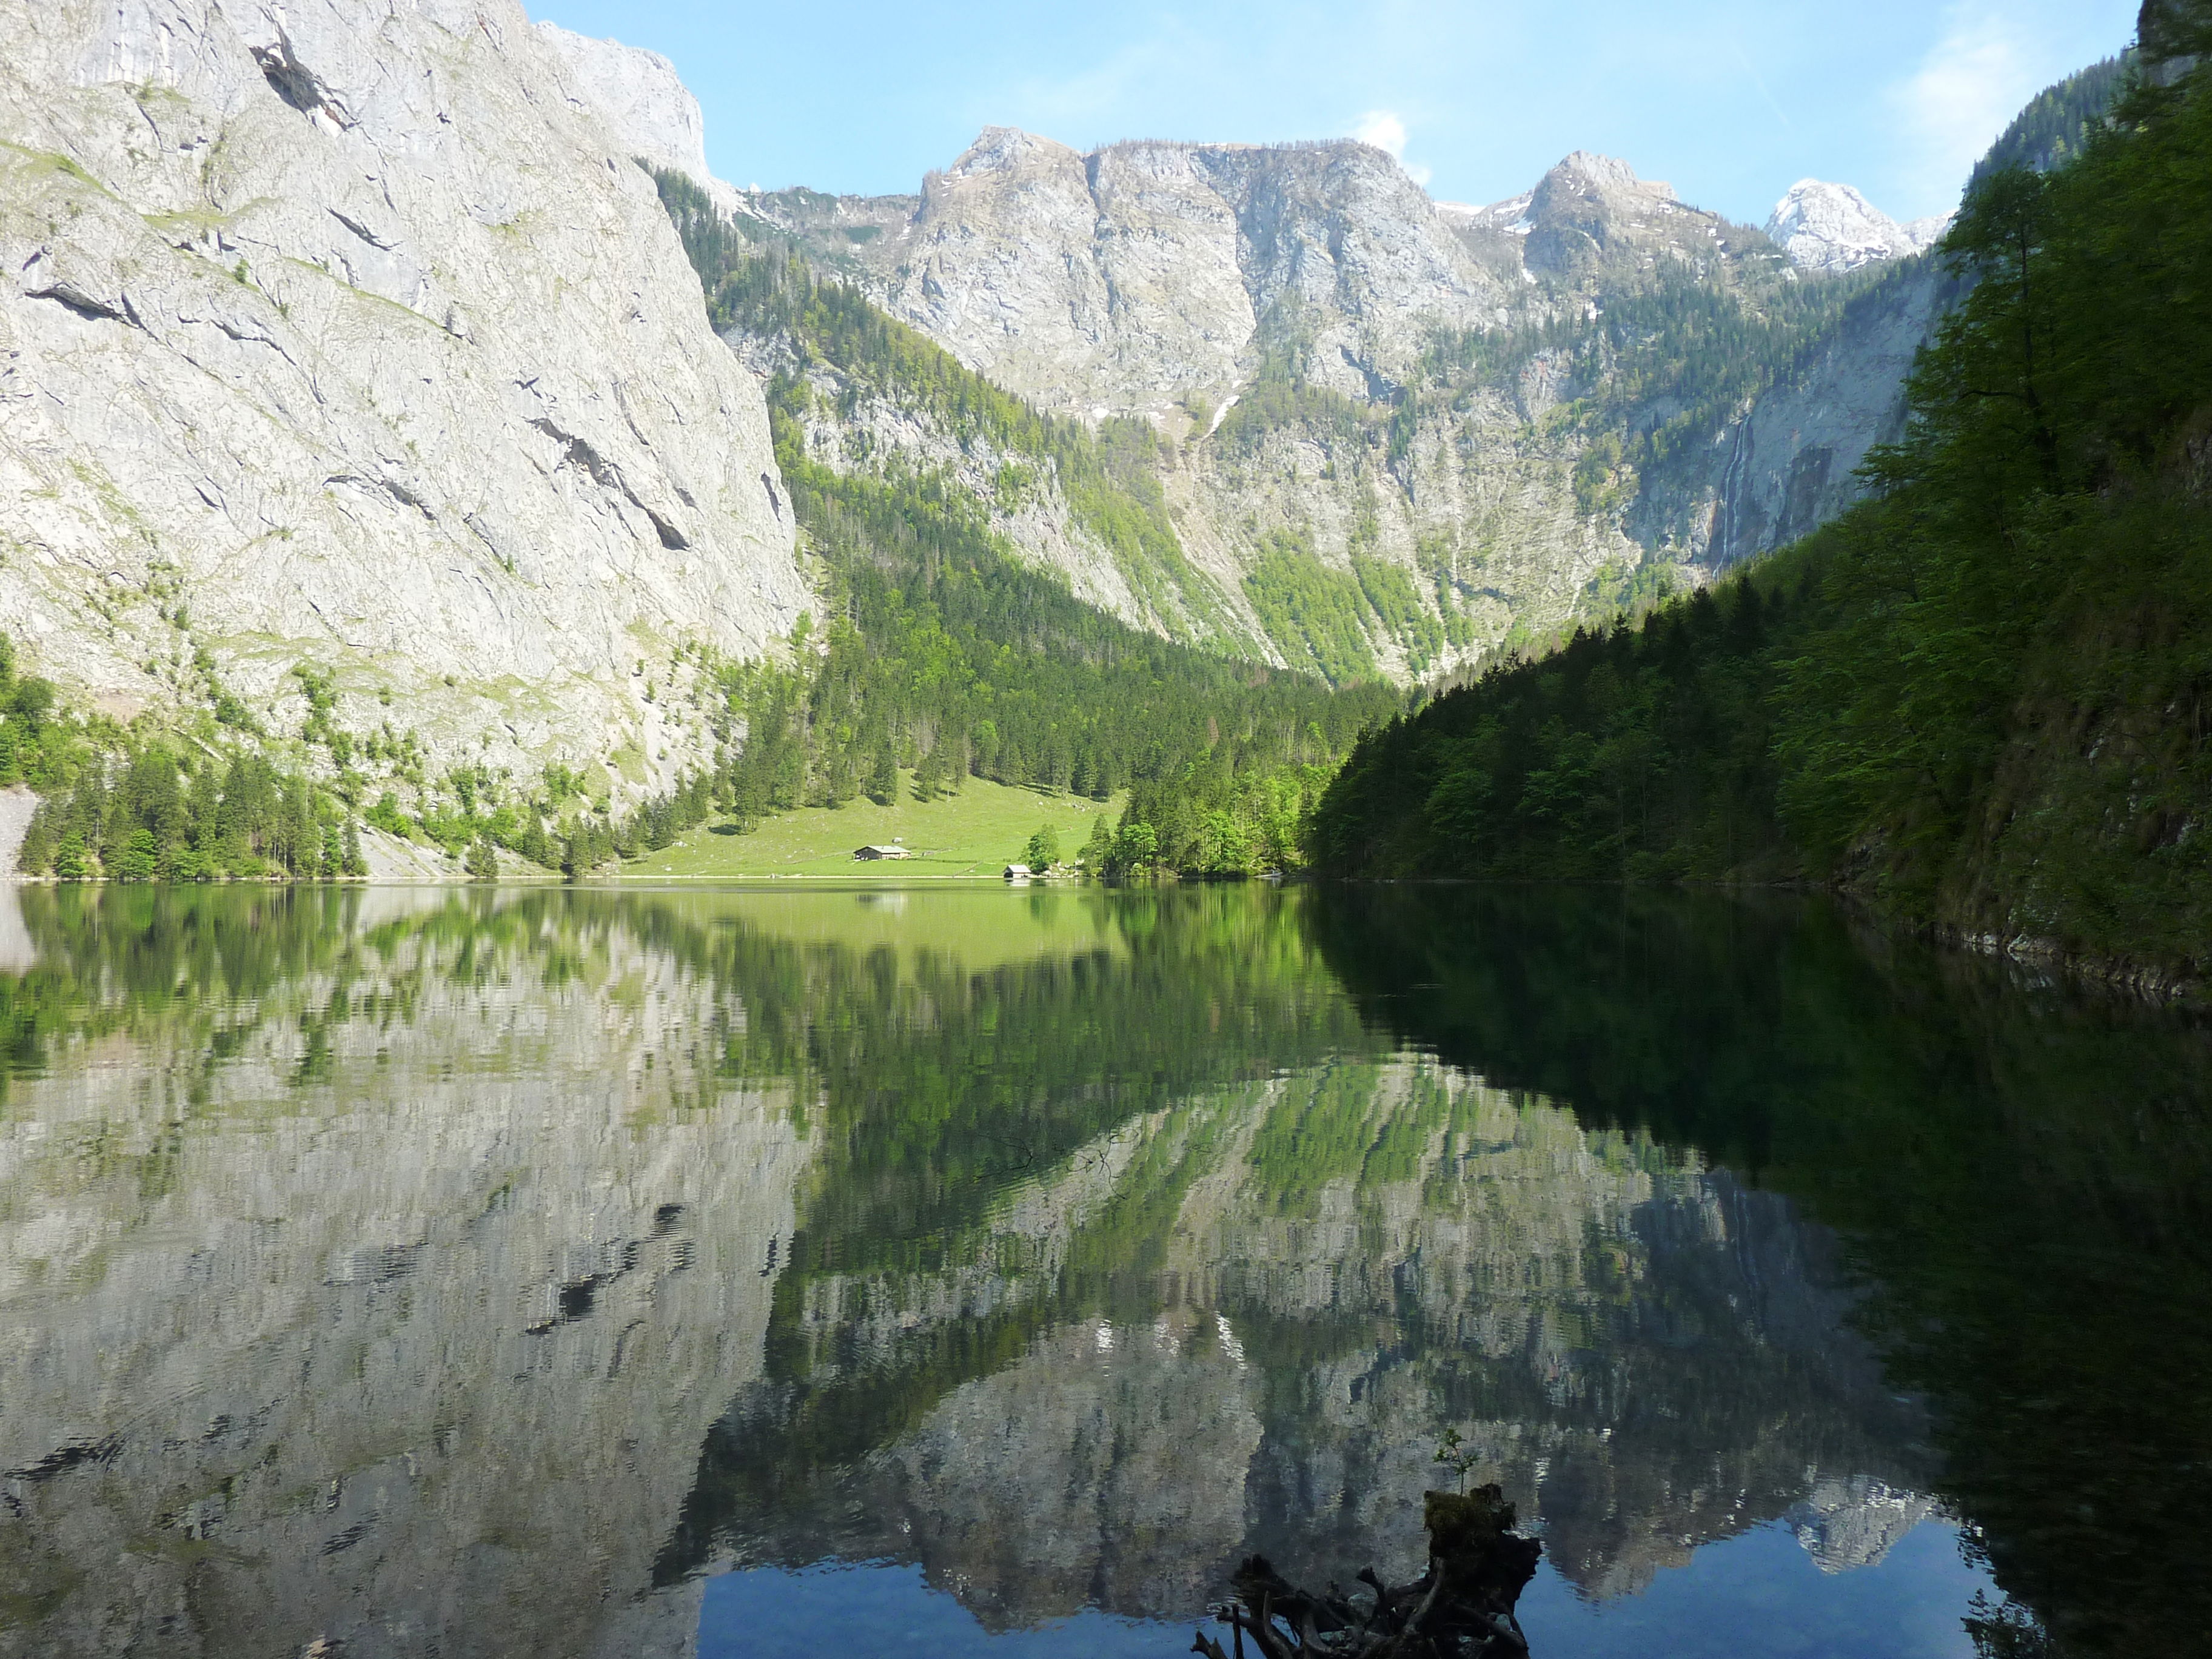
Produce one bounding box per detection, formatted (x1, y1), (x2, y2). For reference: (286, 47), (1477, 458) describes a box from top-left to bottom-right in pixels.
(529, 0), (2139, 225)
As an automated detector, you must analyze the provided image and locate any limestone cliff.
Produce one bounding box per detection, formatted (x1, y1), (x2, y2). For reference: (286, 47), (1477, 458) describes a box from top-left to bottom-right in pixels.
(856, 129), (1508, 421)
(534, 20), (745, 220)
(0, 1), (808, 799)
(723, 135), (1943, 681)
(1631, 256), (1960, 568)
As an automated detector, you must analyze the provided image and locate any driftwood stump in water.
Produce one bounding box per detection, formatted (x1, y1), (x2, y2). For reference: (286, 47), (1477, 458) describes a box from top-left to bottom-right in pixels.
(1192, 1486), (1541, 1658)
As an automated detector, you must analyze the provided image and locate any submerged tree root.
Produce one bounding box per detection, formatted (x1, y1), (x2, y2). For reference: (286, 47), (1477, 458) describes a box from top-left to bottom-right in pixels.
(1192, 1487), (1542, 1658)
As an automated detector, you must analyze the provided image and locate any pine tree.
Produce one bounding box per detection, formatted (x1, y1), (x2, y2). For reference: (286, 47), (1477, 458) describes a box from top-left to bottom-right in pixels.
(867, 742), (898, 805)
(1082, 814), (1113, 873)
(913, 740), (948, 802)
(466, 835), (498, 880)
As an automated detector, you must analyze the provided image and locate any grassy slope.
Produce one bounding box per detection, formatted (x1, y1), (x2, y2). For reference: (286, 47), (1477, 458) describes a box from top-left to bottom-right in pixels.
(628, 771), (1121, 879)
(588, 883), (1139, 977)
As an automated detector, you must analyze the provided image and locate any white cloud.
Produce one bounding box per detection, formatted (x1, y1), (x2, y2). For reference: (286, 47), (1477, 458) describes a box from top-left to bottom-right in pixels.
(1351, 109), (1432, 185)
(1888, 3), (2039, 213)
(1352, 109), (1409, 155)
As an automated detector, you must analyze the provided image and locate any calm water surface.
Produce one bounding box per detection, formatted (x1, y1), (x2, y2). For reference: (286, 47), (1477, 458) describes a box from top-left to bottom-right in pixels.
(0, 883), (2204, 1658)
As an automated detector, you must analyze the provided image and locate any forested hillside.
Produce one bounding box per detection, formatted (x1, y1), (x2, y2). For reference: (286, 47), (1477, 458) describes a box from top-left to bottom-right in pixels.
(655, 175), (1401, 874)
(1311, 27), (2212, 984)
(0, 638), (371, 882)
(1973, 51), (2132, 180)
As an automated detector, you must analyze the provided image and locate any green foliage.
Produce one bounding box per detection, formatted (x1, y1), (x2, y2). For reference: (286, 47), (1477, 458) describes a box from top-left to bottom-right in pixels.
(1106, 756), (1333, 878)
(1241, 532), (1378, 686)
(743, 448), (1389, 803)
(19, 745), (362, 882)
(1022, 823), (1061, 871)
(1972, 53), (2131, 184)
(865, 742), (899, 805)
(1214, 342), (1369, 461)
(1081, 813), (1114, 870)
(1310, 584), (1786, 882)
(465, 834), (498, 880)
(1433, 1426), (1480, 1495)
(1353, 553), (1446, 675)
(0, 643), (73, 794)
(0, 638), (585, 882)
(0, 635), (389, 884)
(645, 170), (1399, 843)
(1313, 33), (2212, 980)
(364, 791), (413, 839)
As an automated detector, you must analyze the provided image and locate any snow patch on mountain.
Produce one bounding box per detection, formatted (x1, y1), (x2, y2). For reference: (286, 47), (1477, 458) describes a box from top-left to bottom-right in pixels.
(1765, 179), (1951, 275)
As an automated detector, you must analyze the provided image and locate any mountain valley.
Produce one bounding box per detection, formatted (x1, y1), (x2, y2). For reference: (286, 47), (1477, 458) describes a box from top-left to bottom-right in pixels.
(708, 122), (1945, 681)
(1, 0), (1972, 843)
(0, 0), (2191, 998)
(1, 10), (2205, 1659)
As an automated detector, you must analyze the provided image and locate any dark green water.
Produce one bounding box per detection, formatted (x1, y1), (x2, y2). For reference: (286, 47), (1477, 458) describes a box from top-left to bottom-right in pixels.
(0, 883), (2202, 1658)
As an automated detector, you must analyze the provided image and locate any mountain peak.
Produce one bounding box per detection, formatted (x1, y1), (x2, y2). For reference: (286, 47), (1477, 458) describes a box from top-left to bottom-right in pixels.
(1765, 179), (1949, 274)
(947, 126), (1081, 179)
(1548, 150), (1674, 201)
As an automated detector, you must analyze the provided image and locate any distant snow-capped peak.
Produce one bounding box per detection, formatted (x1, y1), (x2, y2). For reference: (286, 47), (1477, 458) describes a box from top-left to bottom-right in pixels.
(1765, 179), (1949, 275)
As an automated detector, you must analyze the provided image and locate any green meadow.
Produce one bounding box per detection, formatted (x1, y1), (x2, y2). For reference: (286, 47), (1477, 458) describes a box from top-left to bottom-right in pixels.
(623, 772), (1121, 879)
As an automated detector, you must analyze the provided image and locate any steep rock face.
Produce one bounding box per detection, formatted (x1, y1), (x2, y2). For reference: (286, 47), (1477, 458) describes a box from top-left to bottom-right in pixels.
(1766, 179), (1951, 274)
(726, 133), (1939, 681)
(830, 129), (1507, 420)
(1636, 257), (1960, 568)
(535, 21), (744, 218)
(0, 1), (806, 794)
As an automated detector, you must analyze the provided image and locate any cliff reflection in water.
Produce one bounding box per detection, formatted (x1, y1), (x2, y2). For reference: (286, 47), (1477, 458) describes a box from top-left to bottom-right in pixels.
(0, 885), (811, 1659)
(0, 884), (2201, 1658)
(679, 1057), (1934, 1626)
(1307, 886), (2212, 1658)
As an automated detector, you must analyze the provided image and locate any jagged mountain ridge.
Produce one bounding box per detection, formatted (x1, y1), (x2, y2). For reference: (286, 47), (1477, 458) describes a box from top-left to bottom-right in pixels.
(698, 126), (1939, 681)
(0, 0), (1975, 768)
(0, 4), (2113, 817)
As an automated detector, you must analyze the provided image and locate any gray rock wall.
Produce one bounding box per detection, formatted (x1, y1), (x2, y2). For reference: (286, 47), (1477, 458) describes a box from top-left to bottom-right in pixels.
(737, 132), (1946, 681)
(1646, 259), (1959, 569)
(0, 1), (807, 796)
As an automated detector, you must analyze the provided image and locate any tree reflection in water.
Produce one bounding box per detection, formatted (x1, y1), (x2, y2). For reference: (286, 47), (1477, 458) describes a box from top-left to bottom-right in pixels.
(0, 883), (2200, 1658)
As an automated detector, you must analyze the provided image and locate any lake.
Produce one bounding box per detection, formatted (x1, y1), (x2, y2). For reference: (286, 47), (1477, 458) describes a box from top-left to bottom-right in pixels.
(0, 882), (2204, 1658)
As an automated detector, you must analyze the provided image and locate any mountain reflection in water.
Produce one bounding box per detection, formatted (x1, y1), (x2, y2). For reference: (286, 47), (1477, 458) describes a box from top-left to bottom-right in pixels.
(0, 883), (2202, 1659)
